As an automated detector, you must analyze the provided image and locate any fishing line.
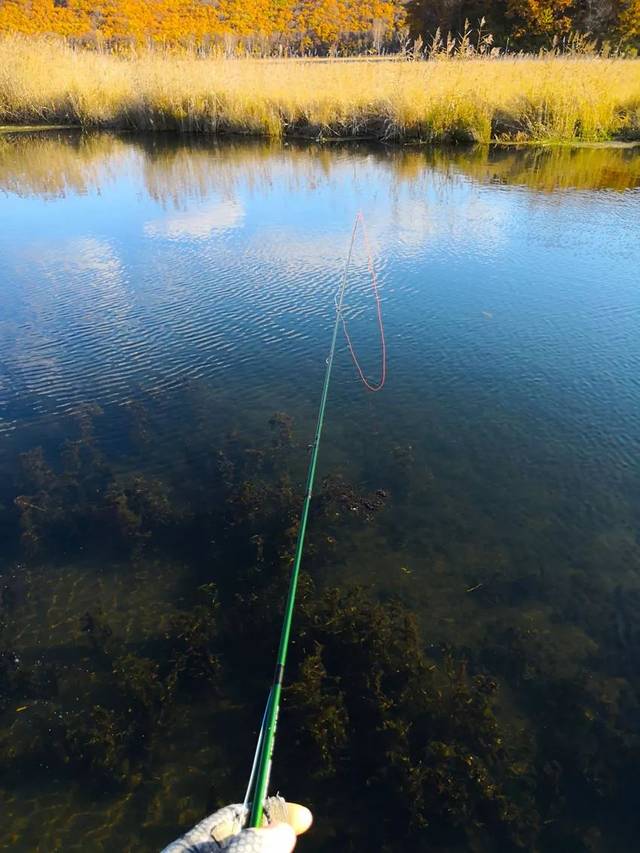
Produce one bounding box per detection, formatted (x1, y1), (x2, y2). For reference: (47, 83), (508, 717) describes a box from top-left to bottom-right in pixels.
(245, 211), (386, 828)
(340, 212), (386, 393)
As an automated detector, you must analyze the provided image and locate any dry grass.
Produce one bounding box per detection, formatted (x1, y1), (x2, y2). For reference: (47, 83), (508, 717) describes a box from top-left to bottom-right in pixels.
(1, 36), (640, 143)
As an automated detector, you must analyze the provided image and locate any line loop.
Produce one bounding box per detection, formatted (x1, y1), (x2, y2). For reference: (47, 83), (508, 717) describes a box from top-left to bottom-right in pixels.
(339, 211), (386, 393)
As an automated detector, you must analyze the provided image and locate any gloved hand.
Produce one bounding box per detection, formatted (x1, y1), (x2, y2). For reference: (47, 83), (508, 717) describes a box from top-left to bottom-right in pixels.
(161, 797), (313, 853)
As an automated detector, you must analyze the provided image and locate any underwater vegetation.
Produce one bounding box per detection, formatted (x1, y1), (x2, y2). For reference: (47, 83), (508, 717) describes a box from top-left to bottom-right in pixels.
(1, 403), (640, 851)
(273, 587), (540, 851)
(11, 403), (183, 560)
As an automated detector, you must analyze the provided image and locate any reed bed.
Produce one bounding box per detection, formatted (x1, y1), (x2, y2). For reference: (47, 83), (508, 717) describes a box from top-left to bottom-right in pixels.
(1, 36), (640, 143)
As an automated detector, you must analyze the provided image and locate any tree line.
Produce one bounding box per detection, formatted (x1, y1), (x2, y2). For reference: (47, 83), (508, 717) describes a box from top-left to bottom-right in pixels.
(0, 0), (638, 52)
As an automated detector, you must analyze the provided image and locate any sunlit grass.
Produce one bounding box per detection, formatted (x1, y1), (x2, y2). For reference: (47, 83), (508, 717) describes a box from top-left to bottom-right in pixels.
(1, 36), (639, 143)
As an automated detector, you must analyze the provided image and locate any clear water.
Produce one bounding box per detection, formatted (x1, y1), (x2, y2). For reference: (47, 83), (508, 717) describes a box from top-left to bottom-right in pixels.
(1, 133), (639, 851)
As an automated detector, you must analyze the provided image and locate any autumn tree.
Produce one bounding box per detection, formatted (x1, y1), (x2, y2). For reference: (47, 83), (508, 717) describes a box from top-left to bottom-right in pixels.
(0, 0), (638, 49)
(505, 0), (575, 38)
(617, 0), (640, 40)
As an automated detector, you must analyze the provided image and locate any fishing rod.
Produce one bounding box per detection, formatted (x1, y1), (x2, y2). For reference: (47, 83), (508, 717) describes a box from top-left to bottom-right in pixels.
(243, 212), (385, 828)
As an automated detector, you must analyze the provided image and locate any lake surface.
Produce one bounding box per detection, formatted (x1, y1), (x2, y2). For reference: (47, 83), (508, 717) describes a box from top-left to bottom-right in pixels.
(1, 133), (640, 852)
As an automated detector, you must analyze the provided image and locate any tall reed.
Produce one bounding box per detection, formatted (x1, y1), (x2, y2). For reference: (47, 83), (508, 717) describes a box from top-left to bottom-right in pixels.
(1, 36), (639, 142)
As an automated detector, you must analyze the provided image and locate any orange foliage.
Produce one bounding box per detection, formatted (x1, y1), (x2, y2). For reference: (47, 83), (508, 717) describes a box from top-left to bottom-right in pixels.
(0, 0), (406, 50)
(506, 0), (575, 37)
(619, 0), (640, 39)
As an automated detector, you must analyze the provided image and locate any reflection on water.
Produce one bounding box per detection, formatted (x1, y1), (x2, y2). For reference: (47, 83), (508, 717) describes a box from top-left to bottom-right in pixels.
(2, 132), (640, 201)
(1, 132), (640, 852)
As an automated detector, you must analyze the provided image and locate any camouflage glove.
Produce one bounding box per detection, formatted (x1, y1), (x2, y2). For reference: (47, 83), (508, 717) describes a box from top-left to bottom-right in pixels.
(161, 798), (312, 853)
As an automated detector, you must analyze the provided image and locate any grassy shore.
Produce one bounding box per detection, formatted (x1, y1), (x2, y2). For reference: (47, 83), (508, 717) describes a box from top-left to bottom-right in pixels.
(1, 36), (640, 143)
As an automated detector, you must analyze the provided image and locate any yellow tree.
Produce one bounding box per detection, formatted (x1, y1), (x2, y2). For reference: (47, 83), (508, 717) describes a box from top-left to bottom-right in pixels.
(0, 0), (403, 49)
(506, 0), (576, 38)
(618, 0), (640, 40)
(0, 0), (33, 35)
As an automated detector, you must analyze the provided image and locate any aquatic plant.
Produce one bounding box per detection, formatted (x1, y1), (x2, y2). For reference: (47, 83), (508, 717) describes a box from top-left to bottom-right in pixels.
(478, 619), (640, 847)
(0, 598), (215, 787)
(168, 583), (221, 691)
(318, 473), (388, 522)
(12, 405), (182, 559)
(103, 475), (177, 550)
(244, 582), (539, 850)
(3, 405), (640, 851)
(268, 411), (295, 449)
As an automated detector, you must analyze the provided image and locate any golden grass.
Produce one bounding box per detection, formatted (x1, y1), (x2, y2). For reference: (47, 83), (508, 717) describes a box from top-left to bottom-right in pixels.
(1, 36), (640, 143)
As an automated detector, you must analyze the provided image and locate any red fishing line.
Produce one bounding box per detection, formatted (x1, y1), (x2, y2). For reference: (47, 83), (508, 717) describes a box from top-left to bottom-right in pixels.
(340, 211), (387, 393)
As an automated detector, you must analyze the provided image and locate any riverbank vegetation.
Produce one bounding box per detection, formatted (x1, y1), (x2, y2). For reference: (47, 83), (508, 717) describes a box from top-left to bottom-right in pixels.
(1, 36), (640, 142)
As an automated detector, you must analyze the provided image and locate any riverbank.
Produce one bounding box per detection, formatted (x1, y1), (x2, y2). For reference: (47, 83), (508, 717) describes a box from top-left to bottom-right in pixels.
(1, 36), (640, 143)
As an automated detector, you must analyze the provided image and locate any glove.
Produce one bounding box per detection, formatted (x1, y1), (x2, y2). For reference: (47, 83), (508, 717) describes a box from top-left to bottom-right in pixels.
(161, 797), (313, 853)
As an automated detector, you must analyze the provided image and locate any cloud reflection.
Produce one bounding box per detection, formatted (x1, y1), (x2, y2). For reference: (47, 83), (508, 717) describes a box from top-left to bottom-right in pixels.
(144, 199), (244, 239)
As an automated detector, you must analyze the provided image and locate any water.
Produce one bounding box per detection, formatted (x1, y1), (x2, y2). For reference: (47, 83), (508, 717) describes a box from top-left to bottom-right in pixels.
(1, 132), (640, 852)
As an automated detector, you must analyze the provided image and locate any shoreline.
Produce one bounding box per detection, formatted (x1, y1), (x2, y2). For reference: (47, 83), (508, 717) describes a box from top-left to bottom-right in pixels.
(3, 124), (640, 148)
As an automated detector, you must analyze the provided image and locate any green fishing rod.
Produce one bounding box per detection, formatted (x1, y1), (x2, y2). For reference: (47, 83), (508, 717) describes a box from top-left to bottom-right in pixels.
(244, 215), (363, 829)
